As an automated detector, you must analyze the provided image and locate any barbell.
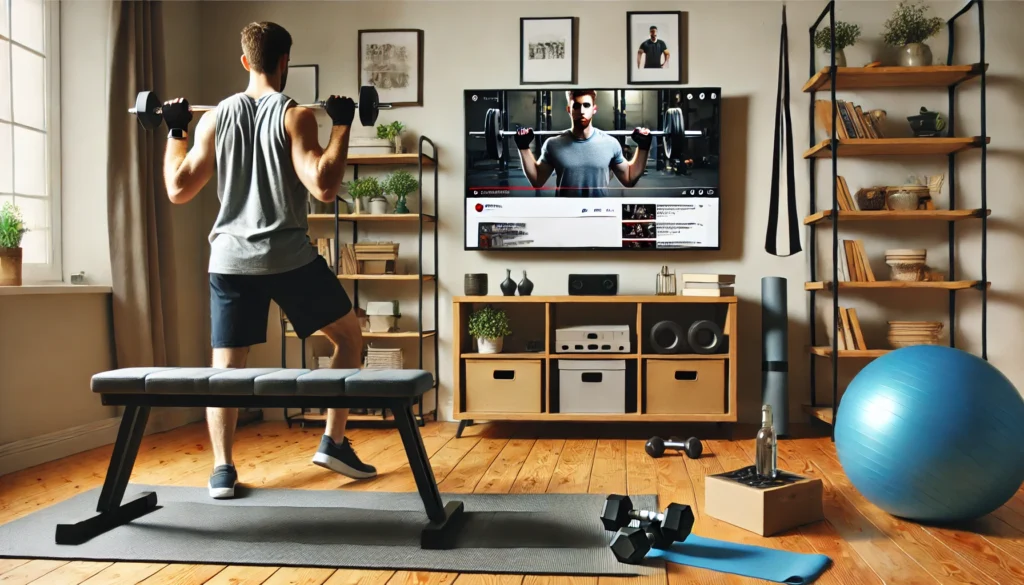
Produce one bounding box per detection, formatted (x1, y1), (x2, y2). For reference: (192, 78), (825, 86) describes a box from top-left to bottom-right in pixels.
(128, 85), (392, 130)
(469, 107), (707, 161)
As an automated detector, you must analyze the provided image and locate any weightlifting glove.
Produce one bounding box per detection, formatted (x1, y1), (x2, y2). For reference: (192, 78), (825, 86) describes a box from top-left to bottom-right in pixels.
(162, 98), (193, 131)
(514, 127), (534, 150)
(631, 127), (653, 151)
(325, 95), (356, 126)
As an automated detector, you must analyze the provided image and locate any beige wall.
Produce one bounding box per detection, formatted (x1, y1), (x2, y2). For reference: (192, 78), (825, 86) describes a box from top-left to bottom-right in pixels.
(194, 0), (1024, 424)
(0, 0), (208, 472)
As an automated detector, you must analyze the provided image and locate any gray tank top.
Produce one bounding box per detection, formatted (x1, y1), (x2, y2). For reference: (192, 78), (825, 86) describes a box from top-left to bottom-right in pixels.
(209, 92), (317, 275)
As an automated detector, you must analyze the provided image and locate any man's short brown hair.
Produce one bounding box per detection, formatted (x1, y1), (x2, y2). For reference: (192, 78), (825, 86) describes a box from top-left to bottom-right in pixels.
(566, 89), (597, 106)
(241, 21), (292, 74)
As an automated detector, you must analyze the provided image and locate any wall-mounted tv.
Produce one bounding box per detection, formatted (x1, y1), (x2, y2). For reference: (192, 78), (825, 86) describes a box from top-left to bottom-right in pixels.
(464, 87), (721, 251)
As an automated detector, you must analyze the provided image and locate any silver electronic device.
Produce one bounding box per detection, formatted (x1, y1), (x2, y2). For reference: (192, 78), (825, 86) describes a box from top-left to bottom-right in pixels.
(555, 325), (631, 353)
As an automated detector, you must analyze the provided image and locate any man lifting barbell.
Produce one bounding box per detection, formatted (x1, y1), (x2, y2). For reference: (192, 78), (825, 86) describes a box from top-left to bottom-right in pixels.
(157, 21), (377, 500)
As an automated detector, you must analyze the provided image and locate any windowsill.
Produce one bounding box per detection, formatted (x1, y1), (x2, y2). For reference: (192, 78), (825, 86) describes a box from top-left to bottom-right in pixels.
(0, 283), (113, 296)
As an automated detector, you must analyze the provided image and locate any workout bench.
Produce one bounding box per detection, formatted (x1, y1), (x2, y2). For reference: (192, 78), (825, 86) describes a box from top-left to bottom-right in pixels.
(55, 367), (465, 549)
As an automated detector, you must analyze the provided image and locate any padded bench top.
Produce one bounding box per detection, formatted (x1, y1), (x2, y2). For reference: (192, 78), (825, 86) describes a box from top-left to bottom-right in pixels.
(91, 367), (433, 398)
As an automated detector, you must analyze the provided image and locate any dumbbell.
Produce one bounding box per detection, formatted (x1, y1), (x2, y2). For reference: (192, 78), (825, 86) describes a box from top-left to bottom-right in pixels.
(645, 435), (703, 459)
(128, 85), (392, 130)
(601, 494), (695, 563)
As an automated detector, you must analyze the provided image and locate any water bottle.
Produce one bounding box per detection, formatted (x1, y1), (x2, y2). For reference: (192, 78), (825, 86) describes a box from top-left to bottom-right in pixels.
(756, 404), (778, 479)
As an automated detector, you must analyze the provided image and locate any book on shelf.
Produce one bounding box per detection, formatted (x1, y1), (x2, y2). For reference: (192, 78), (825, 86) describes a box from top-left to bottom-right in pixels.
(833, 306), (868, 351)
(815, 99), (886, 140)
(835, 239), (875, 282)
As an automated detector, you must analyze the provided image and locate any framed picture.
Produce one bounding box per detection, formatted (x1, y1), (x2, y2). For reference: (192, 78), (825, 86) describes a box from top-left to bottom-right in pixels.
(520, 17), (577, 85)
(286, 64), (318, 105)
(627, 11), (687, 84)
(358, 29), (423, 107)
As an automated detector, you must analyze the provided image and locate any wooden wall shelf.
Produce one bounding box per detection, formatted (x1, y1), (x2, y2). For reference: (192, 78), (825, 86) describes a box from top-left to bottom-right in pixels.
(805, 280), (986, 291)
(804, 137), (988, 159)
(804, 209), (990, 225)
(347, 153), (435, 166)
(809, 346), (889, 358)
(802, 63), (986, 92)
(452, 295), (738, 434)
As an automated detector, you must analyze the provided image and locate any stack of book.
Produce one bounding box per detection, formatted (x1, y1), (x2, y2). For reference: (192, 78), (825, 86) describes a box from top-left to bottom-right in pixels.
(354, 241), (399, 275)
(680, 274), (735, 296)
(815, 99), (886, 139)
(835, 306), (868, 351)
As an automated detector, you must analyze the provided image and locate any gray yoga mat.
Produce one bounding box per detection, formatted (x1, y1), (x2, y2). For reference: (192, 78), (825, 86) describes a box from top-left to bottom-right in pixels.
(0, 485), (664, 577)
(762, 276), (789, 435)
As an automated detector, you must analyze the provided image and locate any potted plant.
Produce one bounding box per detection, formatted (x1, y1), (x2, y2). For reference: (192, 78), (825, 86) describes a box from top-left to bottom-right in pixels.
(468, 305), (512, 354)
(0, 201), (27, 286)
(382, 170), (419, 214)
(813, 21), (861, 67)
(376, 120), (406, 154)
(346, 176), (383, 214)
(883, 0), (944, 67)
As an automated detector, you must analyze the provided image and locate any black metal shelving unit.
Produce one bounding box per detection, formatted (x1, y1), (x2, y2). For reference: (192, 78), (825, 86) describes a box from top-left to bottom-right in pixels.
(281, 137), (440, 428)
(805, 0), (988, 439)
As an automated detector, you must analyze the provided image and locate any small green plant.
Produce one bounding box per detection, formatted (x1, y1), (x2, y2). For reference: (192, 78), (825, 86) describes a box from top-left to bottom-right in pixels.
(882, 0), (943, 46)
(0, 201), (27, 249)
(468, 306), (512, 340)
(382, 170), (419, 198)
(345, 176), (383, 202)
(376, 120), (405, 141)
(814, 21), (862, 51)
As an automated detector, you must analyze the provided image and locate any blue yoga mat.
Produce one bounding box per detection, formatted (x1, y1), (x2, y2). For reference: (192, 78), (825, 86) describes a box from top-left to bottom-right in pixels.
(648, 534), (831, 584)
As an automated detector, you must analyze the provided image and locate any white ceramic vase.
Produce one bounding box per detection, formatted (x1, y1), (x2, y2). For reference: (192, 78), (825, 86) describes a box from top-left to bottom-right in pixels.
(899, 43), (932, 67)
(477, 337), (503, 354)
(369, 196), (388, 215)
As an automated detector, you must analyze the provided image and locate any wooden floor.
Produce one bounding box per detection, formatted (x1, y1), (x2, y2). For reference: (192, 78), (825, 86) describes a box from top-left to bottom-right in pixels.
(1, 419), (1023, 585)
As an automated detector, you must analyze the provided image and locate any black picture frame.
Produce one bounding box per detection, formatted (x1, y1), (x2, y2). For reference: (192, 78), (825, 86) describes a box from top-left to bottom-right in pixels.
(627, 11), (687, 85)
(520, 17), (578, 85)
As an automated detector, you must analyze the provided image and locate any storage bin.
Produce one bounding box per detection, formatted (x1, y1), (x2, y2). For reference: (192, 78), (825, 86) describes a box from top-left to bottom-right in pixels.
(465, 359), (542, 413)
(646, 359), (726, 414)
(558, 360), (627, 413)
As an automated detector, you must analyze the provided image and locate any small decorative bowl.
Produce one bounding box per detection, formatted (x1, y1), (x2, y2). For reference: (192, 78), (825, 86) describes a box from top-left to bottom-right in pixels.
(887, 190), (919, 211)
(464, 273), (488, 296)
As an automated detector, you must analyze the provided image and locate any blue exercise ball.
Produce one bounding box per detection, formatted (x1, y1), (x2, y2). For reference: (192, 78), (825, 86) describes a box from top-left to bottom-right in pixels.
(834, 344), (1024, 523)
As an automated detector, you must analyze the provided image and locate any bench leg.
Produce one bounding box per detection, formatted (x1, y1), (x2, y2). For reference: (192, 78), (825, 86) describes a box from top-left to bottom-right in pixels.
(55, 405), (158, 545)
(391, 399), (466, 550)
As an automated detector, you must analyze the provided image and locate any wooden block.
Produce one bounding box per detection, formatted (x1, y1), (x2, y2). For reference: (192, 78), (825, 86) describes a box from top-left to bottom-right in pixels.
(705, 467), (825, 536)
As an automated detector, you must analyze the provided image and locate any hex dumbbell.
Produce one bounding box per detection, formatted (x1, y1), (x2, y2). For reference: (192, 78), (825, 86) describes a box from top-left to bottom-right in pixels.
(645, 435), (703, 459)
(601, 494), (695, 563)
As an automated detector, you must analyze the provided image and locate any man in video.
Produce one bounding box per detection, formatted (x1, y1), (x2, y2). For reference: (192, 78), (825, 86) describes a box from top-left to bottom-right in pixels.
(515, 89), (652, 197)
(637, 25), (670, 69)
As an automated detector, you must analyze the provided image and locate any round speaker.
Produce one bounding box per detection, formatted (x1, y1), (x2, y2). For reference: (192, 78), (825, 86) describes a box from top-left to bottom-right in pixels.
(688, 320), (724, 354)
(649, 321), (684, 354)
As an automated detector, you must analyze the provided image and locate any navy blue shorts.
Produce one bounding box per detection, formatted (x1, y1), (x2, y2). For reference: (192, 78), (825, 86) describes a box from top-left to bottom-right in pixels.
(209, 255), (353, 348)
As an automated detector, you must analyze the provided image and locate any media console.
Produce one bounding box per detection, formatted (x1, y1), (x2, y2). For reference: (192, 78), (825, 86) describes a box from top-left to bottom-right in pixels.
(452, 295), (737, 436)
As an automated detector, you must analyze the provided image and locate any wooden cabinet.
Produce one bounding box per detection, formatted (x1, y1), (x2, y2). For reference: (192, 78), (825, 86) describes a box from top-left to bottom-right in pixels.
(452, 295), (737, 429)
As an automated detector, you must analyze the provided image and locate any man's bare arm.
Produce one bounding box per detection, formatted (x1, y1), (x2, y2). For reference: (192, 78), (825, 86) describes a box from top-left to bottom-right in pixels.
(164, 111), (215, 204)
(287, 106), (350, 202)
(612, 152), (649, 187)
(519, 148), (555, 188)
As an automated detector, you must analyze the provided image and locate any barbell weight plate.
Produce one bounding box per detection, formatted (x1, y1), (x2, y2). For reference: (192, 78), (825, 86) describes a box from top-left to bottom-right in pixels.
(663, 107), (683, 159)
(484, 108), (502, 160)
(135, 90), (163, 130)
(359, 85), (379, 127)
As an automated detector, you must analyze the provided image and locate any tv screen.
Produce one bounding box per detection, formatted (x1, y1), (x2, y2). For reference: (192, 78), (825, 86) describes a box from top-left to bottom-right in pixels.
(464, 87), (721, 250)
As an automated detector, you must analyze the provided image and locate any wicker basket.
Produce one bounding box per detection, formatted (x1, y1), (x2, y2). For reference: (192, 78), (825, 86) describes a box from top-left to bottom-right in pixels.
(855, 188), (886, 210)
(364, 346), (403, 369)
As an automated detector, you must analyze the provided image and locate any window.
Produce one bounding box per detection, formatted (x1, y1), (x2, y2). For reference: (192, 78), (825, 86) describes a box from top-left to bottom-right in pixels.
(0, 0), (60, 283)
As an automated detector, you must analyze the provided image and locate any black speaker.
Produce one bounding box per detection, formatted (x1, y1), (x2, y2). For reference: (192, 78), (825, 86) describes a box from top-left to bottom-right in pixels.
(568, 274), (618, 295)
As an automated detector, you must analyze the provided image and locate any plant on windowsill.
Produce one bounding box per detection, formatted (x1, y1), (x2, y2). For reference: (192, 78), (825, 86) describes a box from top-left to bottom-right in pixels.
(346, 176), (383, 214)
(382, 170), (419, 214)
(882, 0), (943, 67)
(813, 21), (861, 67)
(376, 120), (406, 154)
(0, 201), (27, 286)
(468, 305), (512, 354)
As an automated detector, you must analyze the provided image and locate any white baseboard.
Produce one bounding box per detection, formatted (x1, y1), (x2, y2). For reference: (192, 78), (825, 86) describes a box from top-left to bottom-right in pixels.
(0, 409), (203, 477)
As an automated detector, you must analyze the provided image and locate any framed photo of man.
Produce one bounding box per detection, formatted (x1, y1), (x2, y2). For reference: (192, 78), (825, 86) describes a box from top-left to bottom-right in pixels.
(358, 29), (423, 107)
(627, 11), (687, 84)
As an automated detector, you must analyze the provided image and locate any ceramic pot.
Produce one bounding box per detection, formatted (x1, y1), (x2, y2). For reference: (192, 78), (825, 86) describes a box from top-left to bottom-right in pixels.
(393, 136), (404, 154)
(517, 270), (534, 296)
(0, 247), (21, 286)
(500, 269), (517, 296)
(826, 48), (847, 67)
(477, 336), (503, 354)
(464, 273), (488, 296)
(899, 43), (932, 67)
(394, 195), (410, 214)
(369, 195), (388, 215)
(887, 190), (919, 211)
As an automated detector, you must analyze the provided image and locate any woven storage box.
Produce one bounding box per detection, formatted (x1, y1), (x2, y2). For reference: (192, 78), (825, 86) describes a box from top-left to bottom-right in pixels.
(365, 347), (403, 369)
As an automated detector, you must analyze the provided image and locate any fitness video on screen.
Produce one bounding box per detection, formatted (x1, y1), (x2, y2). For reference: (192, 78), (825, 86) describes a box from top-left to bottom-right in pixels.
(464, 87), (721, 250)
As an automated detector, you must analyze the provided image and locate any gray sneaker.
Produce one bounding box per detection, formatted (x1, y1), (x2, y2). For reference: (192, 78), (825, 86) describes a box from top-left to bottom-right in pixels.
(208, 464), (238, 499)
(312, 435), (377, 479)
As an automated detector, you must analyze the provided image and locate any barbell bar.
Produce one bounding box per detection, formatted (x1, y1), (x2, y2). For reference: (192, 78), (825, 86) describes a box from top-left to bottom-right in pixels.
(128, 85), (392, 131)
(469, 107), (707, 160)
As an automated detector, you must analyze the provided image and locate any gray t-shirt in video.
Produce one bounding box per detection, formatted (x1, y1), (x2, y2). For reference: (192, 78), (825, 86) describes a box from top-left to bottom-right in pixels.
(537, 128), (625, 197)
